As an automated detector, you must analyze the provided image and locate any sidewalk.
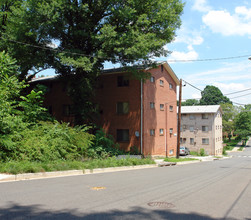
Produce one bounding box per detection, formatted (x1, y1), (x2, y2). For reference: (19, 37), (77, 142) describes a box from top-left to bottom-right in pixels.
(0, 164), (158, 182)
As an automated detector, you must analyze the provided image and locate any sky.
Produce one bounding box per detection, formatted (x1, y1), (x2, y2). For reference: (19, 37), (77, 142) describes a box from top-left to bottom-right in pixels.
(162, 0), (251, 106)
(41, 0), (251, 106)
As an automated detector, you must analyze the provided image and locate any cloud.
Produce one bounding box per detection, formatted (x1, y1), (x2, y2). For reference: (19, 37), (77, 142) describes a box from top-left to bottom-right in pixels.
(168, 46), (199, 62)
(192, 0), (211, 12)
(173, 26), (204, 46)
(213, 82), (246, 93)
(202, 7), (251, 36)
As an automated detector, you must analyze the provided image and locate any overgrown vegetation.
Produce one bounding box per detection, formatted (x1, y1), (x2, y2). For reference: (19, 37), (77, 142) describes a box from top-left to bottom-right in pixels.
(0, 157), (155, 175)
(190, 148), (207, 156)
(0, 52), (152, 173)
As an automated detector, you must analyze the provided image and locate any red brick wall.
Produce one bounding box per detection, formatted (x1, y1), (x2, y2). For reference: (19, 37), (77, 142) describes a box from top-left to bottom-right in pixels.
(95, 73), (141, 152)
(143, 65), (177, 156)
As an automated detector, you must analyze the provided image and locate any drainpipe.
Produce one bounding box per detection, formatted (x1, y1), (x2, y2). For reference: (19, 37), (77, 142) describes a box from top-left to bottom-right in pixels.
(140, 79), (143, 155)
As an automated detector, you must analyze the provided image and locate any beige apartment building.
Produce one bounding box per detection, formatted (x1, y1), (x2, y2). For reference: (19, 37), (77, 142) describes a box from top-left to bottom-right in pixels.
(180, 105), (223, 156)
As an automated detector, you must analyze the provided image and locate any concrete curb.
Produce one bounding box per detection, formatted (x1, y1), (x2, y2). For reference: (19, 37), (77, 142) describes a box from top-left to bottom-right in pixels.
(0, 164), (158, 182)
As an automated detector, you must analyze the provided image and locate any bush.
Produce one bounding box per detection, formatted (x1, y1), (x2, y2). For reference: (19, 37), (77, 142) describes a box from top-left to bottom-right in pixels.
(0, 122), (94, 162)
(199, 148), (205, 156)
(88, 129), (125, 159)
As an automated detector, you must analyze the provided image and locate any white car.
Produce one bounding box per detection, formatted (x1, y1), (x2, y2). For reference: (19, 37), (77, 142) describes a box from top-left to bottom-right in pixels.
(180, 146), (190, 156)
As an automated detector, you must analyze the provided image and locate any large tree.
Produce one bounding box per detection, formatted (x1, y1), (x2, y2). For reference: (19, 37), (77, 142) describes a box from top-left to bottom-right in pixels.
(220, 103), (239, 140)
(234, 107), (251, 144)
(200, 85), (232, 105)
(1, 0), (184, 124)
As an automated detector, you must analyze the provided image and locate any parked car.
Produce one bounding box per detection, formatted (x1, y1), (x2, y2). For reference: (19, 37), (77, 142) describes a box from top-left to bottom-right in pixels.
(180, 146), (190, 156)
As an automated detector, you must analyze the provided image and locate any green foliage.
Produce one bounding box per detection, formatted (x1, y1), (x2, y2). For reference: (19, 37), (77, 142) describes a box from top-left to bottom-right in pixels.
(0, 121), (94, 162)
(164, 158), (198, 162)
(200, 85), (232, 105)
(199, 148), (205, 156)
(129, 146), (141, 155)
(181, 99), (200, 106)
(0, 157), (155, 174)
(0, 51), (94, 162)
(89, 129), (124, 159)
(1, 0), (184, 124)
(234, 110), (251, 140)
(221, 103), (239, 138)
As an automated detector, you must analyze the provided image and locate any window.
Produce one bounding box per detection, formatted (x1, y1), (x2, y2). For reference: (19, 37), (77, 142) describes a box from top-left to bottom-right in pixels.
(202, 126), (209, 132)
(189, 115), (195, 120)
(180, 138), (183, 143)
(202, 114), (208, 119)
(159, 129), (164, 135)
(161, 64), (164, 72)
(150, 76), (155, 83)
(169, 105), (173, 111)
(117, 102), (129, 114)
(183, 138), (186, 143)
(169, 149), (174, 155)
(189, 126), (194, 132)
(182, 125), (187, 130)
(63, 105), (75, 116)
(160, 80), (164, 86)
(190, 138), (194, 145)
(160, 104), (164, 111)
(202, 138), (209, 144)
(117, 129), (129, 142)
(169, 83), (173, 89)
(117, 75), (129, 87)
(169, 128), (173, 134)
(150, 102), (155, 109)
(150, 129), (155, 136)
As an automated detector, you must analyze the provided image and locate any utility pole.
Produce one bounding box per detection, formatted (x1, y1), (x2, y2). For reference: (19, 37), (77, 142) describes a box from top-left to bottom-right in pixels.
(177, 79), (182, 159)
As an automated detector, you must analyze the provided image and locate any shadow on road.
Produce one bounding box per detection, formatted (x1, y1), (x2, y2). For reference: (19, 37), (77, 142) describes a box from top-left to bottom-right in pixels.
(0, 202), (238, 220)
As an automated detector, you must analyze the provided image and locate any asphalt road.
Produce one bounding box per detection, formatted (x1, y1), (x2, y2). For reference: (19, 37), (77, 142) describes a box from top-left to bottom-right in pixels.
(0, 140), (251, 220)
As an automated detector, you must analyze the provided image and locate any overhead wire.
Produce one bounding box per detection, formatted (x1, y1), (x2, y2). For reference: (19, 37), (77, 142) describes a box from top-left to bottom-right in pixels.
(1, 36), (251, 63)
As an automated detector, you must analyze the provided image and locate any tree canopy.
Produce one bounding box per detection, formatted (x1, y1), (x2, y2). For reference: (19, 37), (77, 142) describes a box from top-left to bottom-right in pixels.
(0, 0), (184, 124)
(200, 85), (232, 105)
(181, 99), (200, 106)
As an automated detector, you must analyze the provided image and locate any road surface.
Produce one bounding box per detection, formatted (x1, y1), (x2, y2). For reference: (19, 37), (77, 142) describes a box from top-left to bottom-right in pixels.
(0, 139), (251, 219)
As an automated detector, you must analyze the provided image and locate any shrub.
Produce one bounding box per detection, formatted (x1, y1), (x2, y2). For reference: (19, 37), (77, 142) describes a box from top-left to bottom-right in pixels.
(88, 129), (125, 159)
(199, 148), (205, 156)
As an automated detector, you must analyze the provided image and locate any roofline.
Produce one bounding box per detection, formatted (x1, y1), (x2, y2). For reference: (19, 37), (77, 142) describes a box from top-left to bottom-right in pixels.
(30, 62), (180, 84)
(180, 105), (222, 114)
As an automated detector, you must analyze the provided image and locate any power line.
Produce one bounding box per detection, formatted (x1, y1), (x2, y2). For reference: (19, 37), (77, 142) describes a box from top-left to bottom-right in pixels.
(229, 92), (251, 99)
(167, 54), (251, 62)
(224, 88), (251, 96)
(1, 36), (251, 63)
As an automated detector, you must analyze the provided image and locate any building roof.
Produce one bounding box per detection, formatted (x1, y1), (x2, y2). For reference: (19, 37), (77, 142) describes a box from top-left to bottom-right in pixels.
(180, 105), (222, 114)
(31, 62), (180, 85)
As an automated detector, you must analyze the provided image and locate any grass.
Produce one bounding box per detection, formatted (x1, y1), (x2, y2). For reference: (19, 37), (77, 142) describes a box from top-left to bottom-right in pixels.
(238, 147), (244, 151)
(0, 157), (155, 175)
(164, 157), (199, 163)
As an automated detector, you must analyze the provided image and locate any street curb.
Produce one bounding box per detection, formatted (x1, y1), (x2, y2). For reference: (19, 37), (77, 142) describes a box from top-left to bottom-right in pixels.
(0, 164), (158, 182)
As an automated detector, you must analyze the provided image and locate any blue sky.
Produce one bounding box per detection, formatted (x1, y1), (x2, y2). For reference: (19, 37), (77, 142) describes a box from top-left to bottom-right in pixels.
(163, 0), (251, 106)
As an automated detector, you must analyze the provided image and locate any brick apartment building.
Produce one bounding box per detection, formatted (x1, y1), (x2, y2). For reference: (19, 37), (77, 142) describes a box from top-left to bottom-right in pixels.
(31, 62), (179, 156)
(180, 105), (223, 156)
